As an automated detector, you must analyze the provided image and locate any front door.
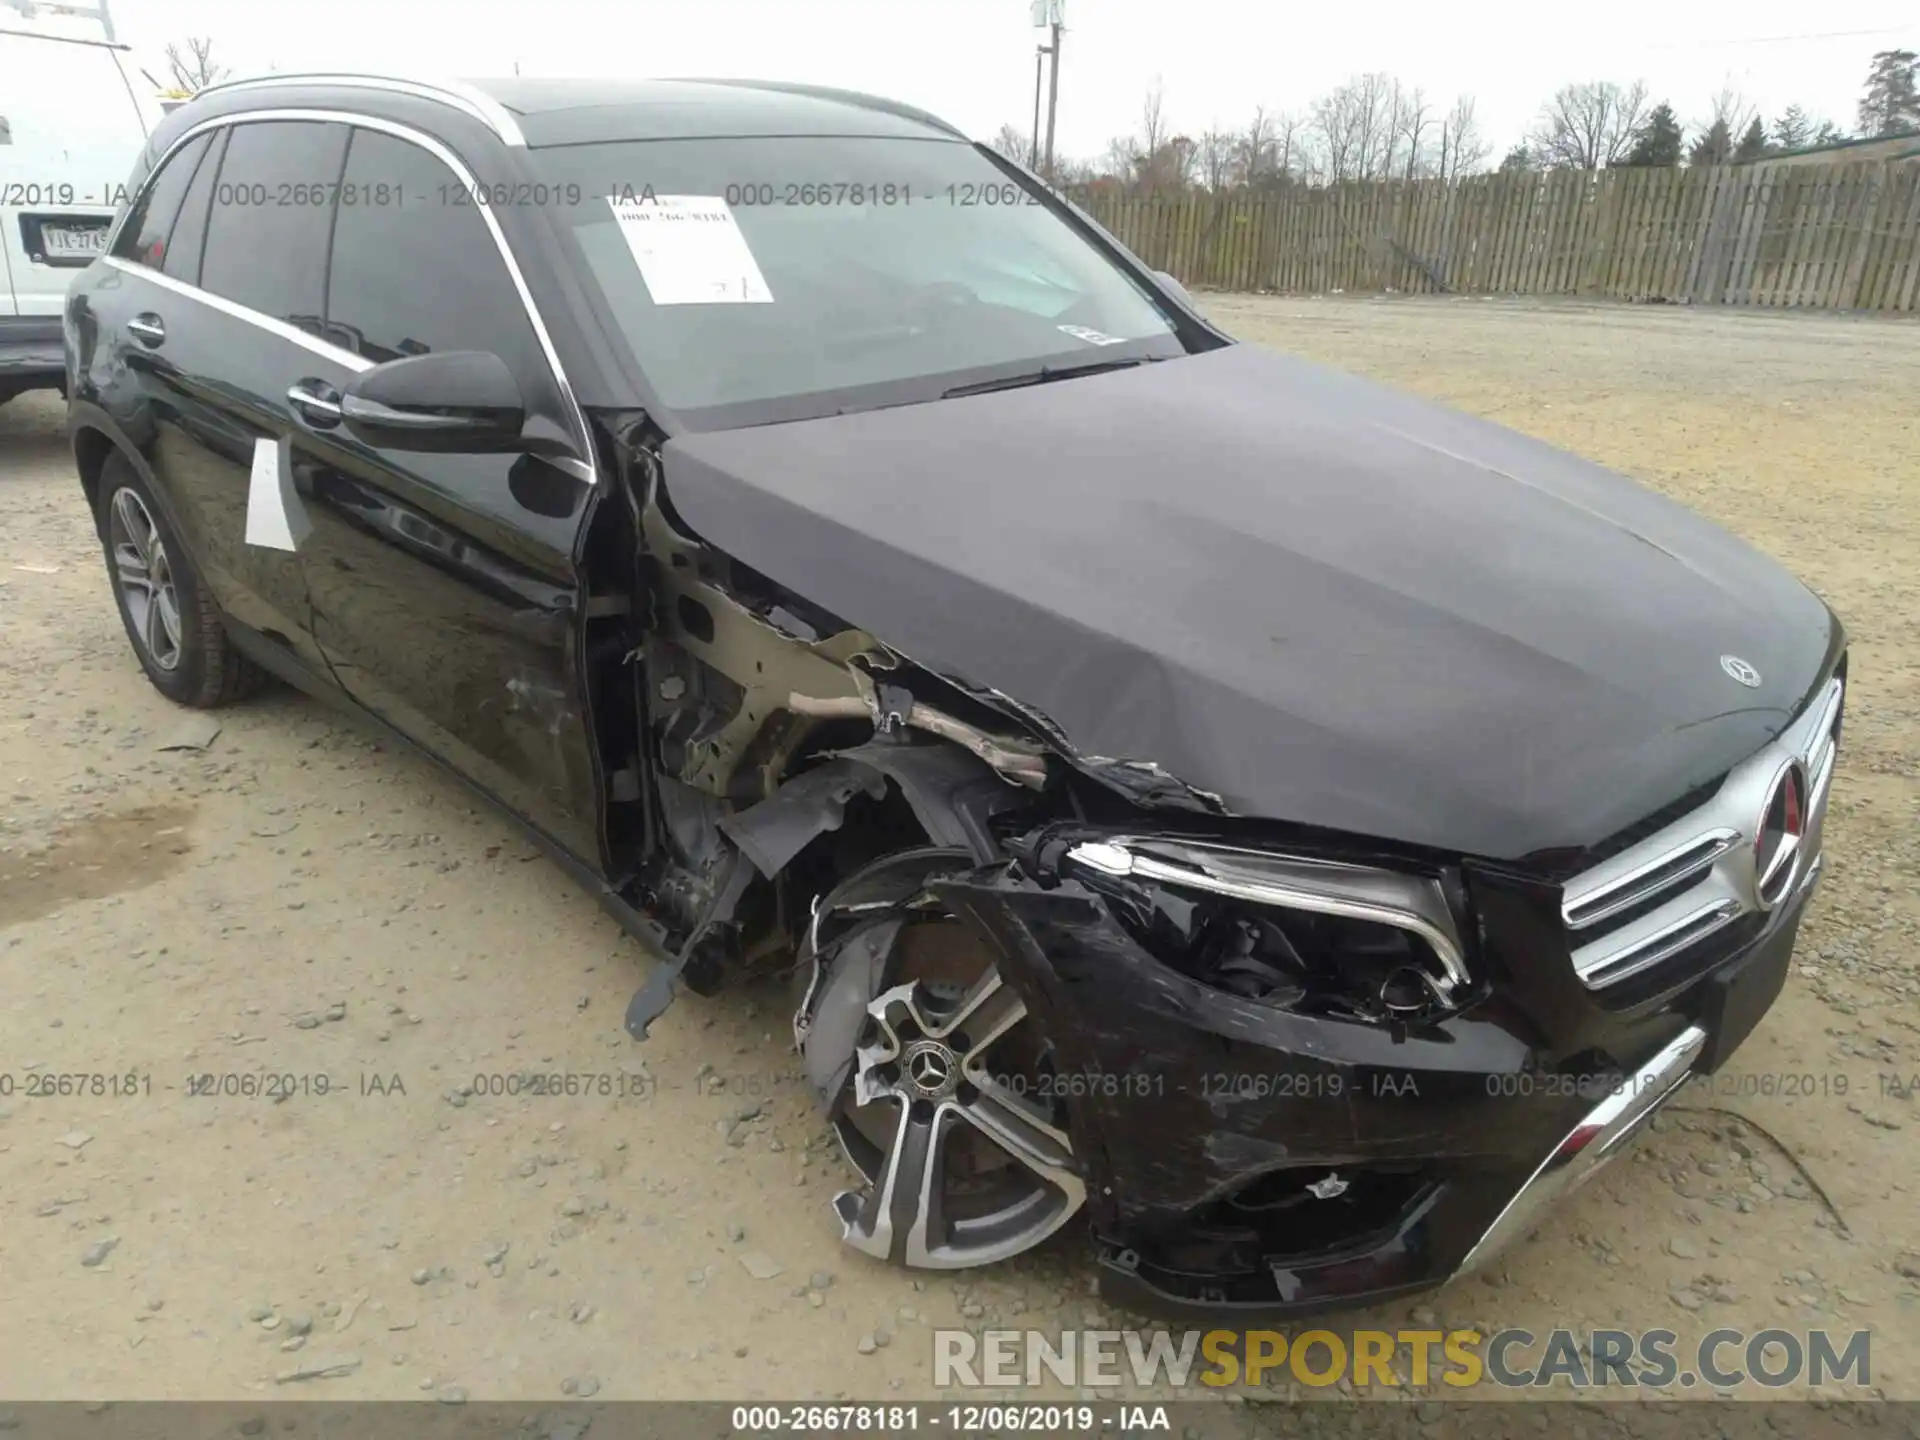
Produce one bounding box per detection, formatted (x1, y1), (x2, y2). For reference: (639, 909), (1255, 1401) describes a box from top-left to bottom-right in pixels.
(294, 123), (604, 864)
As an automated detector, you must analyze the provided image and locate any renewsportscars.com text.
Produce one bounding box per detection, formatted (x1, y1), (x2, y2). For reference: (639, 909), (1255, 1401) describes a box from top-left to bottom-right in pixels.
(933, 1327), (1872, 1391)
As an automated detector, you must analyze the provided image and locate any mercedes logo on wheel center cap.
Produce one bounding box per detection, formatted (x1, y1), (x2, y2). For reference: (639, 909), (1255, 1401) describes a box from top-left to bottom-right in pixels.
(1754, 760), (1808, 910)
(1720, 654), (1762, 688)
(902, 1040), (960, 1099)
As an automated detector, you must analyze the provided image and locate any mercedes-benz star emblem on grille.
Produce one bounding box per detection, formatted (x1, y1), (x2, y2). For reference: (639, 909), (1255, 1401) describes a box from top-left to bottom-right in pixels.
(1720, 654), (1762, 687)
(1754, 761), (1808, 909)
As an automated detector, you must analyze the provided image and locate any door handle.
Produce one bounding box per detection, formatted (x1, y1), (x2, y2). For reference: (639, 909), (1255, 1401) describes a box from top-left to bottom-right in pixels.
(287, 379), (343, 427)
(127, 313), (166, 347)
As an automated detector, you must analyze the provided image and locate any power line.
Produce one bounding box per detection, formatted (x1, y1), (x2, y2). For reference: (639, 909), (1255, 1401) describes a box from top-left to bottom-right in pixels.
(1641, 25), (1911, 50)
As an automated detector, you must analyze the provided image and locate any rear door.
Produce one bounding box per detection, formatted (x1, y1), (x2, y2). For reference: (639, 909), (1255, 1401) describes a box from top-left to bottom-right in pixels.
(298, 123), (603, 861)
(96, 117), (350, 680)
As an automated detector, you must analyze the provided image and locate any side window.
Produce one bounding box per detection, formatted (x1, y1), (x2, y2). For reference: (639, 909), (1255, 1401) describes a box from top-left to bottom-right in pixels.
(325, 128), (544, 381)
(198, 120), (349, 330)
(164, 128), (228, 287)
(109, 132), (213, 270)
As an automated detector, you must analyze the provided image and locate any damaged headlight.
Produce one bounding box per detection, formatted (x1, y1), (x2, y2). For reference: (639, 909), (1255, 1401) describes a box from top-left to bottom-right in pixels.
(1061, 837), (1474, 1024)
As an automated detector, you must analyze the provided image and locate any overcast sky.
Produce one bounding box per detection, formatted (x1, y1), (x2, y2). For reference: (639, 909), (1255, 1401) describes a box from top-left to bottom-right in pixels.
(102, 0), (1914, 158)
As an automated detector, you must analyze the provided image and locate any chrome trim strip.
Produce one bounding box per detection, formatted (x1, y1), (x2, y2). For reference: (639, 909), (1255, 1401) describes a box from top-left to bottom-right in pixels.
(1065, 838), (1470, 996)
(1457, 1024), (1705, 1276)
(1578, 899), (1741, 988)
(101, 257), (375, 372)
(1563, 828), (1738, 931)
(97, 108), (596, 486)
(191, 73), (527, 146)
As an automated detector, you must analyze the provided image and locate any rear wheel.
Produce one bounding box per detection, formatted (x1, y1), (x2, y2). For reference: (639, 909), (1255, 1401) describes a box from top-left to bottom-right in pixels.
(794, 846), (1086, 1269)
(94, 454), (266, 707)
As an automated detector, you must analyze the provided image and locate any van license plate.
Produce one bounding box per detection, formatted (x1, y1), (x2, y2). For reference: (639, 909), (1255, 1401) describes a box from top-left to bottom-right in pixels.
(42, 223), (108, 258)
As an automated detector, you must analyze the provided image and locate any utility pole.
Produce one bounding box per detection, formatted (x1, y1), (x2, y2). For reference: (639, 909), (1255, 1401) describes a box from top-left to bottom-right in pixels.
(1030, 0), (1064, 179)
(1029, 44), (1045, 169)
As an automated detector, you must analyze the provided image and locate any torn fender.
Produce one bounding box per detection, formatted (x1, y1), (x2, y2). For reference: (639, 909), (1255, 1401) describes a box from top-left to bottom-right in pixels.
(627, 736), (1023, 1040)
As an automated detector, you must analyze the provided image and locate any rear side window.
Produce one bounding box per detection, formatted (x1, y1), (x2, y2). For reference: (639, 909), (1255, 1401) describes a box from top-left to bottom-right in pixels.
(109, 132), (213, 270)
(324, 127), (543, 377)
(163, 128), (228, 287)
(198, 119), (348, 329)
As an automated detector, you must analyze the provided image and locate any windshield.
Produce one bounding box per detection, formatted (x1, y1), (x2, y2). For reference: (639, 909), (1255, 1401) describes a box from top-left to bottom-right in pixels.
(528, 136), (1189, 427)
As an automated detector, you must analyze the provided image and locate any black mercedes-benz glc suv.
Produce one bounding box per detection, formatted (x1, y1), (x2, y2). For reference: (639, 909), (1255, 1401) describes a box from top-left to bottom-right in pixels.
(63, 72), (1845, 1318)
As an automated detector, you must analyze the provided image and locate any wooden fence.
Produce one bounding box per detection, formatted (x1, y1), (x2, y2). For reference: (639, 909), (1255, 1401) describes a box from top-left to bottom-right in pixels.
(1073, 161), (1920, 312)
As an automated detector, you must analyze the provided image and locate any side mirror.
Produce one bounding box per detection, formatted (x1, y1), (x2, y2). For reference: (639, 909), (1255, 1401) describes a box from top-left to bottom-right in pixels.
(1154, 269), (1196, 309)
(340, 350), (527, 454)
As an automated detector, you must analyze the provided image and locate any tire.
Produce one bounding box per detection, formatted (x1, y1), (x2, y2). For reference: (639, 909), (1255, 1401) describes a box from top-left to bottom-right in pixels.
(793, 845), (1086, 1270)
(93, 452), (267, 708)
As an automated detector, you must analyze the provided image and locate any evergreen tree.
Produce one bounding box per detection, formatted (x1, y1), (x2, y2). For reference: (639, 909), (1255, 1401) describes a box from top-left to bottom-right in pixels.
(1812, 120), (1849, 147)
(1621, 102), (1684, 165)
(1498, 142), (1537, 172)
(1771, 104), (1814, 152)
(1857, 49), (1920, 137)
(1688, 117), (1733, 166)
(1733, 117), (1770, 163)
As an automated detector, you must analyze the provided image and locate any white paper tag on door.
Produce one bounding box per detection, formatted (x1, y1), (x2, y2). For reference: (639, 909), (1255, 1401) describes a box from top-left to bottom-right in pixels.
(608, 195), (773, 306)
(245, 435), (310, 552)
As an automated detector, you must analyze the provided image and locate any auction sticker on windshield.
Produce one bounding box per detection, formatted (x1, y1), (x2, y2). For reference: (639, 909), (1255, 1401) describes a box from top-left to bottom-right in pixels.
(608, 194), (774, 305)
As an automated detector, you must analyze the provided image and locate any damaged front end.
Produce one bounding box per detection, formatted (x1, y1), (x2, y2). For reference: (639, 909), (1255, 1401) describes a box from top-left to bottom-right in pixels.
(605, 431), (1691, 1320)
(787, 814), (1565, 1317)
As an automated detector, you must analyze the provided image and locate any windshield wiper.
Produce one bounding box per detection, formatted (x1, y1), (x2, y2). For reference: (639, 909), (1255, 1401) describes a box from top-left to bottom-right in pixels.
(941, 356), (1153, 400)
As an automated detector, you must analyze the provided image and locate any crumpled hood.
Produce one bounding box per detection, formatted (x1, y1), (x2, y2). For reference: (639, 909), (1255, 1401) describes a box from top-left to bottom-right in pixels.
(658, 343), (1839, 864)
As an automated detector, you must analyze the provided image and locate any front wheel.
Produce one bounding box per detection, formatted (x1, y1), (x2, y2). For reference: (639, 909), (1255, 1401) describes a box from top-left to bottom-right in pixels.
(794, 846), (1086, 1269)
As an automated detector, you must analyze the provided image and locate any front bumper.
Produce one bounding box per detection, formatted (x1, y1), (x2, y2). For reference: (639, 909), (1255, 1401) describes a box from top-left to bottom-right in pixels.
(939, 836), (1818, 1322)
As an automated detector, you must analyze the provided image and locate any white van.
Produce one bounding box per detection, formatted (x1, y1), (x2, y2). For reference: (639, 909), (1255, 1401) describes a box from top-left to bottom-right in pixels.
(1, 19), (160, 402)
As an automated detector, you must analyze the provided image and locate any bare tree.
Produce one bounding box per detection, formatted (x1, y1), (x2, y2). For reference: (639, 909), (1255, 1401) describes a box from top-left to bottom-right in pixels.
(1530, 79), (1650, 169)
(1352, 73), (1397, 179)
(1198, 125), (1235, 190)
(1392, 84), (1435, 179)
(1310, 73), (1399, 181)
(1139, 82), (1171, 172)
(165, 36), (227, 93)
(1436, 94), (1491, 181)
(1098, 134), (1139, 180)
(1702, 84), (1759, 147)
(988, 122), (1033, 167)
(1237, 106), (1276, 187)
(1270, 110), (1306, 185)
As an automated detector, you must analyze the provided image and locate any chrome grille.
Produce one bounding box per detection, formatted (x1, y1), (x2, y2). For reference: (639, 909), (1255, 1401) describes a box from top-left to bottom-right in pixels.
(1562, 676), (1842, 989)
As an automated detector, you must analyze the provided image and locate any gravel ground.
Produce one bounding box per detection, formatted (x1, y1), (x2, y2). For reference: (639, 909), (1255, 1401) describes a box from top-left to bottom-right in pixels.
(1, 294), (1916, 1409)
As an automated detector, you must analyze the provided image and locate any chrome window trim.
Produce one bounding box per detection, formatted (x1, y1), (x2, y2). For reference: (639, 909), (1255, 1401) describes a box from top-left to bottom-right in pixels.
(98, 106), (595, 485)
(100, 257), (374, 373)
(191, 73), (527, 147)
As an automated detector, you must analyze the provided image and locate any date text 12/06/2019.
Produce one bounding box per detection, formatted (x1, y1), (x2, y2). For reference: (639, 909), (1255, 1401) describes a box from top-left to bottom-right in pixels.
(730, 1404), (1172, 1433)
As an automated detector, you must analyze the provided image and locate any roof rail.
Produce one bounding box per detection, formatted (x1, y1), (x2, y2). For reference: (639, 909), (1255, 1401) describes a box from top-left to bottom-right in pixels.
(188, 72), (526, 146)
(675, 77), (967, 140)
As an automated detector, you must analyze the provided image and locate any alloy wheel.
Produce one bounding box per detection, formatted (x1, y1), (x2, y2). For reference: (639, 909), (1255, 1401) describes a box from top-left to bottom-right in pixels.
(107, 488), (183, 672)
(801, 854), (1086, 1269)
